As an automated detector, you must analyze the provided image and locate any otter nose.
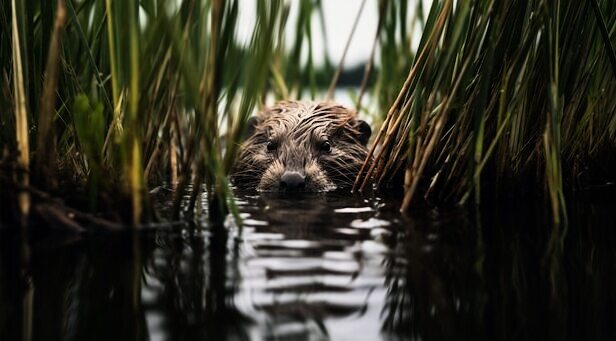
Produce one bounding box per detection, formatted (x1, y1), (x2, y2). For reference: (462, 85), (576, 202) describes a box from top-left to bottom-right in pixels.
(280, 171), (306, 191)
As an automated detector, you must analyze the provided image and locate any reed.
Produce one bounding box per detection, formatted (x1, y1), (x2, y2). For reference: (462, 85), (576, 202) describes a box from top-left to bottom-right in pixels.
(0, 0), (327, 227)
(356, 0), (616, 224)
(2, 0), (615, 227)
(34, 0), (66, 190)
(10, 0), (30, 218)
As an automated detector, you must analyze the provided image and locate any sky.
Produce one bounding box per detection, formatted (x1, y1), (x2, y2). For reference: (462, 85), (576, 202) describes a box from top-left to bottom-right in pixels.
(159, 1), (429, 67)
(236, 0), (381, 67)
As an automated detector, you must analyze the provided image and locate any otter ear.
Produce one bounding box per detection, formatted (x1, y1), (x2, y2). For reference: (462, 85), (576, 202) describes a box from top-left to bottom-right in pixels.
(356, 120), (371, 146)
(243, 116), (259, 140)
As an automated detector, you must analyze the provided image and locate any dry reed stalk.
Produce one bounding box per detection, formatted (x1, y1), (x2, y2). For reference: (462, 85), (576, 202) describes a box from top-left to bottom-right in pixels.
(401, 31), (474, 211)
(35, 0), (66, 189)
(11, 0), (30, 217)
(356, 0), (389, 114)
(326, 0), (367, 100)
(353, 0), (452, 193)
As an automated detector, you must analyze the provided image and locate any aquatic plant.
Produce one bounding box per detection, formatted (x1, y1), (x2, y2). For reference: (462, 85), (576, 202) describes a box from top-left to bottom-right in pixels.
(355, 0), (616, 224)
(2, 0), (615, 228)
(0, 0), (329, 227)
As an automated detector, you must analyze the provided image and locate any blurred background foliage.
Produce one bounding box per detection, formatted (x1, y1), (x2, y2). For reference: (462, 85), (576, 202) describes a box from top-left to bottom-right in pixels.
(0, 0), (615, 227)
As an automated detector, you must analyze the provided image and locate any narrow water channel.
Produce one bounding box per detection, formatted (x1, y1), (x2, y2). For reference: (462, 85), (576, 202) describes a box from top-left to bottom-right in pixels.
(1, 189), (614, 340)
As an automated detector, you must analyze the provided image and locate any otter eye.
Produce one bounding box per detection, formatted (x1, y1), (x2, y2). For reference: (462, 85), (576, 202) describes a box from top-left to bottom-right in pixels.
(320, 141), (332, 153)
(266, 141), (277, 152)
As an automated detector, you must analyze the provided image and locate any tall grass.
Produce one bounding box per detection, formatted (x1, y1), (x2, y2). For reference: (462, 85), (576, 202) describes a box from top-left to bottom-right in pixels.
(356, 0), (616, 224)
(0, 0), (326, 227)
(2, 0), (615, 227)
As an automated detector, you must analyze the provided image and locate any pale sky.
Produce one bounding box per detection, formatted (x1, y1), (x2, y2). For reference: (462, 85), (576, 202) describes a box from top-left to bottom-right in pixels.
(236, 0), (381, 67)
(160, 1), (427, 67)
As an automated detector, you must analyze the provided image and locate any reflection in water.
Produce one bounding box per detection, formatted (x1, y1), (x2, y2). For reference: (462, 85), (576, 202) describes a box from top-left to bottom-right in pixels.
(234, 192), (387, 340)
(1, 190), (615, 340)
(380, 209), (483, 340)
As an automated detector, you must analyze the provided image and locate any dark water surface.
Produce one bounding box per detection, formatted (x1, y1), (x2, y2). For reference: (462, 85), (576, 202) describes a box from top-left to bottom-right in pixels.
(1, 190), (615, 340)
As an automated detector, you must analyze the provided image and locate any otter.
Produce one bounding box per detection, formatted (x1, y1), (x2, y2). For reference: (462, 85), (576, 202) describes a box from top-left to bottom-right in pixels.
(231, 101), (371, 192)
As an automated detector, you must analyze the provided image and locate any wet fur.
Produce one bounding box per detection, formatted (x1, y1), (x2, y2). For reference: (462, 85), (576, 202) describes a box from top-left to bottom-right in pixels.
(232, 101), (370, 192)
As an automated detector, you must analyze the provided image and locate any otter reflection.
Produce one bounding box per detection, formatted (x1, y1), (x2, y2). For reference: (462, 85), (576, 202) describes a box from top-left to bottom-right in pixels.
(233, 190), (385, 339)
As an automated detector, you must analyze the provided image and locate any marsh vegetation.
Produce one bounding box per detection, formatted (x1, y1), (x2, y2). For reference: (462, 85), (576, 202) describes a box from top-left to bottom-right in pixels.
(2, 0), (615, 227)
(1, 0), (615, 340)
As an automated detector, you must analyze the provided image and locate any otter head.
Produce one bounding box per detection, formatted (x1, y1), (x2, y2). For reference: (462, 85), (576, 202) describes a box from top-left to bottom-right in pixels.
(232, 101), (371, 193)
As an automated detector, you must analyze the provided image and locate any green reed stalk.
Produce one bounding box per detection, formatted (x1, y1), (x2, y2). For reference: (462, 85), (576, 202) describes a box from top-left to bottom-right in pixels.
(127, 0), (144, 225)
(104, 0), (120, 106)
(100, 0), (146, 224)
(198, 0), (226, 223)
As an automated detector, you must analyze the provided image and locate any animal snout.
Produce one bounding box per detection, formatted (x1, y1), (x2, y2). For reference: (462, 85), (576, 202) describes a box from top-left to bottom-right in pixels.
(280, 171), (306, 191)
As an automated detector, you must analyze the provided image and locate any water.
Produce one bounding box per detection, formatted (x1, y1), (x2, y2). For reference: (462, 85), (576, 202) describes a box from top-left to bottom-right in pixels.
(1, 190), (615, 340)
